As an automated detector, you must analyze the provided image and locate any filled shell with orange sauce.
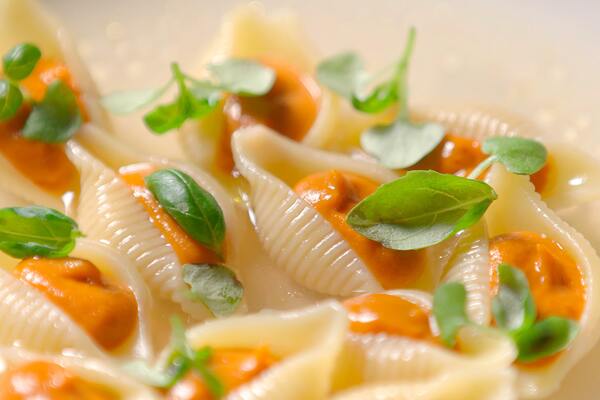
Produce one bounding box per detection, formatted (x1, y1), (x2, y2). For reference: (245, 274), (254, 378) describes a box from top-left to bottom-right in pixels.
(484, 163), (600, 398)
(0, 239), (153, 360)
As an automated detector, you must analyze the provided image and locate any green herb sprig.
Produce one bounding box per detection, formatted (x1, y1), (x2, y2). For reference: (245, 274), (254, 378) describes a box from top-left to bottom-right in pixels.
(432, 265), (579, 362)
(0, 43), (82, 142)
(317, 28), (445, 169)
(102, 59), (275, 134)
(144, 168), (243, 316)
(0, 206), (82, 258)
(125, 316), (224, 397)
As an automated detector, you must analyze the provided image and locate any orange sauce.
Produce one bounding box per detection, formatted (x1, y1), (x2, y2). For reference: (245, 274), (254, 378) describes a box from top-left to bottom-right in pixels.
(343, 293), (434, 341)
(21, 58), (88, 119)
(218, 58), (320, 172)
(489, 232), (585, 366)
(13, 257), (138, 351)
(293, 170), (425, 289)
(166, 347), (277, 400)
(119, 163), (220, 265)
(410, 134), (551, 192)
(0, 58), (85, 199)
(0, 361), (115, 400)
(0, 106), (79, 196)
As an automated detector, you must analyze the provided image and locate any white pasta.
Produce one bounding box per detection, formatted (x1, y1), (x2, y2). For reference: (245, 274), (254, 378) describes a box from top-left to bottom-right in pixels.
(180, 301), (347, 400)
(0, 347), (159, 399)
(0, 238), (152, 360)
(332, 290), (516, 391)
(485, 163), (600, 398)
(330, 368), (516, 400)
(179, 4), (342, 173)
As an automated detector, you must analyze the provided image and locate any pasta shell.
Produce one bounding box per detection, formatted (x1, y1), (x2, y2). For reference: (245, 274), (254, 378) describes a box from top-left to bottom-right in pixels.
(0, 347), (159, 399)
(0, 238), (152, 360)
(416, 107), (600, 211)
(484, 163), (600, 398)
(175, 301), (347, 400)
(0, 0), (110, 129)
(68, 141), (244, 320)
(332, 290), (516, 391)
(330, 369), (516, 400)
(439, 222), (491, 325)
(179, 4), (341, 174)
(232, 125), (398, 296)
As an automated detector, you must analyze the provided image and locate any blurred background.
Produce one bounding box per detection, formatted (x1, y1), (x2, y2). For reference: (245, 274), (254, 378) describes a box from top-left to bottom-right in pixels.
(41, 1), (600, 398)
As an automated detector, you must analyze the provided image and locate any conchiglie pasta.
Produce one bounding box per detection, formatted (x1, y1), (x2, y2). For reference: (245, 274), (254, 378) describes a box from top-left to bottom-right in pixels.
(330, 369), (516, 400)
(0, 347), (159, 399)
(67, 141), (245, 320)
(179, 4), (345, 180)
(485, 163), (600, 398)
(232, 125), (394, 296)
(414, 107), (600, 211)
(0, 238), (152, 360)
(332, 290), (515, 391)
(174, 301), (347, 400)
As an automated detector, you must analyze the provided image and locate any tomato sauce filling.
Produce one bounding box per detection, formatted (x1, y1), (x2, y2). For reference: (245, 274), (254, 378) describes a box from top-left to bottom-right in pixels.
(410, 133), (551, 192)
(13, 257), (138, 351)
(0, 58), (85, 199)
(218, 58), (320, 172)
(343, 293), (434, 341)
(293, 170), (425, 289)
(166, 347), (277, 400)
(119, 163), (220, 265)
(489, 231), (585, 365)
(0, 361), (115, 400)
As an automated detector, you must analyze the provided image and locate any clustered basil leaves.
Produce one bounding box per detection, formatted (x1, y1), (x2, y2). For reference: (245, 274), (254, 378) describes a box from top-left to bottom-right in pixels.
(125, 316), (224, 397)
(433, 265), (578, 362)
(101, 59), (275, 133)
(145, 168), (243, 316)
(0, 43), (82, 142)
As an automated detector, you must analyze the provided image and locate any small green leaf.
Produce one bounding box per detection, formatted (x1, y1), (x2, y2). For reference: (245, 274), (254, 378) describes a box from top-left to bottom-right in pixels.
(515, 317), (579, 363)
(22, 80), (82, 143)
(316, 52), (367, 99)
(361, 120), (445, 169)
(0, 80), (23, 121)
(191, 352), (225, 397)
(145, 168), (225, 255)
(143, 98), (188, 134)
(351, 80), (398, 113)
(101, 82), (173, 115)
(347, 170), (497, 250)
(433, 282), (470, 347)
(0, 206), (82, 258)
(492, 264), (537, 333)
(482, 136), (547, 175)
(186, 83), (221, 118)
(208, 59), (275, 96)
(183, 264), (243, 317)
(3, 43), (41, 81)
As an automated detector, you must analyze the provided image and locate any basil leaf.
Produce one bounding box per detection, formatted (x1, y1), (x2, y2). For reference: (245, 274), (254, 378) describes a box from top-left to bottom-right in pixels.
(208, 59), (275, 96)
(0, 206), (82, 258)
(183, 263), (243, 317)
(22, 80), (82, 143)
(347, 170), (497, 250)
(316, 52), (366, 99)
(482, 136), (547, 175)
(0, 80), (23, 121)
(361, 120), (445, 169)
(433, 282), (470, 346)
(101, 82), (173, 115)
(144, 98), (188, 134)
(3, 43), (41, 81)
(515, 317), (579, 363)
(145, 168), (225, 255)
(492, 263), (537, 333)
(351, 80), (398, 113)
